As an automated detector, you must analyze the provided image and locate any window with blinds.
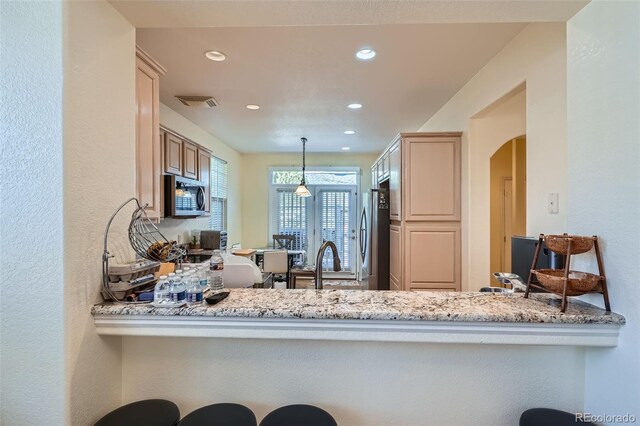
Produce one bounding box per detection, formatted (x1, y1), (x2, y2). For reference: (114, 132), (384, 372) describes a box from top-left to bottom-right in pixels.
(209, 157), (228, 231)
(276, 189), (307, 251)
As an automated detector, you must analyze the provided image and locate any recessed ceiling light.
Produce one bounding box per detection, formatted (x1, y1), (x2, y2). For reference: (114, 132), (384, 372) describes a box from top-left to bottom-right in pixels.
(348, 103), (363, 109)
(204, 50), (227, 61)
(246, 104), (260, 110)
(344, 130), (356, 135)
(342, 147), (351, 151)
(355, 48), (376, 61)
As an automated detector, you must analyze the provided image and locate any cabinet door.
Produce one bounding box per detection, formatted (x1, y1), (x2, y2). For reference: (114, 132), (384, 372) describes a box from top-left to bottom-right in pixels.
(198, 149), (211, 214)
(390, 224), (402, 290)
(404, 223), (461, 291)
(135, 57), (162, 219)
(382, 152), (390, 180)
(389, 143), (401, 221)
(183, 141), (198, 180)
(164, 133), (183, 175)
(403, 136), (460, 221)
(371, 166), (378, 190)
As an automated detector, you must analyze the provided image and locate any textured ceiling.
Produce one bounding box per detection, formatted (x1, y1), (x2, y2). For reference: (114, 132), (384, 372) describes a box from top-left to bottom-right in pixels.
(111, 1), (588, 28)
(137, 23), (526, 153)
(123, 1), (588, 153)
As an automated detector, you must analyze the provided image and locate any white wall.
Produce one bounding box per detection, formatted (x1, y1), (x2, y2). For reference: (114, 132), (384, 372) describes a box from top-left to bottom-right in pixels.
(419, 23), (567, 289)
(63, 1), (136, 423)
(0, 2), (66, 424)
(567, 1), (640, 421)
(158, 103), (243, 245)
(240, 153), (378, 249)
(469, 88), (526, 289)
(123, 337), (585, 425)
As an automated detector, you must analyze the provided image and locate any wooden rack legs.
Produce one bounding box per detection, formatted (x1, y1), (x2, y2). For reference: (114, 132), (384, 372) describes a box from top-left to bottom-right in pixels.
(524, 234), (611, 313)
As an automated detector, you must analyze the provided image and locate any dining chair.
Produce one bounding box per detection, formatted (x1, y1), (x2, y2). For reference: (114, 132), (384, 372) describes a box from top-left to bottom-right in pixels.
(272, 234), (295, 250)
(262, 250), (289, 287)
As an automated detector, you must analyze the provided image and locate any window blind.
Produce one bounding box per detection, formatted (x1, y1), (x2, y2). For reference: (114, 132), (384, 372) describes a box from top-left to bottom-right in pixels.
(276, 189), (307, 251)
(210, 157), (228, 231)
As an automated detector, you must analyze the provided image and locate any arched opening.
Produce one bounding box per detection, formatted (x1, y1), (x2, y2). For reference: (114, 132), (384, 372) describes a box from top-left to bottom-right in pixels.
(490, 136), (526, 282)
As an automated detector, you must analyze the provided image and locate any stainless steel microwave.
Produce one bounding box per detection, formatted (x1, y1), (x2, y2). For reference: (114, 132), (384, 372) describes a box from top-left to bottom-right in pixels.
(164, 175), (206, 217)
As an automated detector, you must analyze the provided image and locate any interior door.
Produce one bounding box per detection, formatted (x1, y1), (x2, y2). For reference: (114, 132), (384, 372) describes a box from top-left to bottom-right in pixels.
(314, 187), (357, 274)
(502, 178), (513, 272)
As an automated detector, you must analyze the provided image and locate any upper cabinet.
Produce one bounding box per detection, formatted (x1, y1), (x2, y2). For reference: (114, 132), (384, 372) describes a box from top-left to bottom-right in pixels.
(164, 132), (183, 176)
(388, 140), (401, 221)
(135, 46), (166, 221)
(182, 141), (199, 180)
(403, 134), (461, 221)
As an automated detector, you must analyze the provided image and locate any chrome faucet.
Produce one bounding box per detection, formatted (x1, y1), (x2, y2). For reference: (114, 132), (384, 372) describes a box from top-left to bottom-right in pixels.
(315, 241), (342, 289)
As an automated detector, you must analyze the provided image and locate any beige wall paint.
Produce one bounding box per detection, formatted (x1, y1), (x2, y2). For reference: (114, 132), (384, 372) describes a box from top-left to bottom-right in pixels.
(63, 1), (135, 423)
(489, 140), (514, 281)
(158, 103), (243, 245)
(420, 23), (566, 290)
(1, 2), (66, 424)
(240, 153), (378, 248)
(567, 0), (640, 418)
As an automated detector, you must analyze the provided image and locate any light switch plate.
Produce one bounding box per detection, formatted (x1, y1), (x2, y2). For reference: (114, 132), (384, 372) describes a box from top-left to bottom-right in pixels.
(548, 192), (559, 214)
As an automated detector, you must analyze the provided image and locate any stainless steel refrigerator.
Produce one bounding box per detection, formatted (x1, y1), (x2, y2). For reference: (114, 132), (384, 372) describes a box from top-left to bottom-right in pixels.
(359, 183), (390, 290)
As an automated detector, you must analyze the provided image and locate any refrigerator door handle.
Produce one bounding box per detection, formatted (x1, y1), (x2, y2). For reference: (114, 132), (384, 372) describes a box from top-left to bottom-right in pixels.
(359, 208), (368, 262)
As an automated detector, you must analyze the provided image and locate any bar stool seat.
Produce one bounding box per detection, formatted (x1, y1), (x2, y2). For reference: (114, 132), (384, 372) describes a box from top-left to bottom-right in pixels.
(520, 408), (596, 425)
(259, 404), (337, 426)
(178, 403), (257, 426)
(94, 399), (179, 426)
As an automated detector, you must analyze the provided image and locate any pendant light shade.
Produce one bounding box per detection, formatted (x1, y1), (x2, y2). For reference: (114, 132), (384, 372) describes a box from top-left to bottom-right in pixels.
(295, 137), (312, 197)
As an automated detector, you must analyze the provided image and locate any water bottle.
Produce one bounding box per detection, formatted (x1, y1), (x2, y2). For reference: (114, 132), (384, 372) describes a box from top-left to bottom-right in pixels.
(169, 274), (186, 303)
(209, 249), (224, 293)
(153, 275), (170, 304)
(197, 266), (208, 290)
(186, 275), (203, 304)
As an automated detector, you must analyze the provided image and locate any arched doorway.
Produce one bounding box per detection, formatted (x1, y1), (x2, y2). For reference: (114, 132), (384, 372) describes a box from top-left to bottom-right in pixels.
(490, 136), (526, 283)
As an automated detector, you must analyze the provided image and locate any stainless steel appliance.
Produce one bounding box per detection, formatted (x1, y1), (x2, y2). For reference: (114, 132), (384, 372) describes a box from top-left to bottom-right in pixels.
(165, 175), (206, 217)
(200, 230), (227, 251)
(359, 182), (390, 290)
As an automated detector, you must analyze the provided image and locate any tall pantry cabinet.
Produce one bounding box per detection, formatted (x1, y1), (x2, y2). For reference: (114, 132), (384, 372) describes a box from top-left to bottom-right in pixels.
(135, 47), (166, 220)
(373, 132), (462, 291)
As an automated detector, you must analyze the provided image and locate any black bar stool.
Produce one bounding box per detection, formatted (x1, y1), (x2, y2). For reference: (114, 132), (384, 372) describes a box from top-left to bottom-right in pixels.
(259, 404), (337, 426)
(520, 408), (596, 425)
(95, 399), (180, 426)
(177, 403), (257, 426)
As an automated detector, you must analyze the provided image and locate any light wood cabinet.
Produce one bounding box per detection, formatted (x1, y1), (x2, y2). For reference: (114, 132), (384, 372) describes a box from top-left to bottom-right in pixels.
(403, 135), (460, 221)
(198, 149), (211, 214)
(372, 132), (462, 291)
(164, 133), (183, 175)
(403, 223), (461, 291)
(389, 141), (401, 221)
(390, 224), (402, 289)
(183, 141), (198, 180)
(135, 47), (165, 221)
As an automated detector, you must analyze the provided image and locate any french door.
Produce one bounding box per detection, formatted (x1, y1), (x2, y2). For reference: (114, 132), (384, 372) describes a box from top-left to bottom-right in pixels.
(313, 187), (357, 274)
(272, 185), (357, 275)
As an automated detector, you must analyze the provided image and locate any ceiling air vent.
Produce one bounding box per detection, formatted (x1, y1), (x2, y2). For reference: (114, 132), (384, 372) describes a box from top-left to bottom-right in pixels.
(175, 95), (218, 108)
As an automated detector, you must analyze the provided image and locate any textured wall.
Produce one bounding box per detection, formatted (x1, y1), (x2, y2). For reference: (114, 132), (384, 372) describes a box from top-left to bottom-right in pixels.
(0, 2), (66, 424)
(419, 24), (567, 289)
(123, 337), (585, 425)
(567, 1), (640, 421)
(158, 103), (243, 245)
(63, 1), (136, 423)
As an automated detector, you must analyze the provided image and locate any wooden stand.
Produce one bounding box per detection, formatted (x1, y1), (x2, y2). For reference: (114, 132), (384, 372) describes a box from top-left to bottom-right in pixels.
(524, 234), (611, 313)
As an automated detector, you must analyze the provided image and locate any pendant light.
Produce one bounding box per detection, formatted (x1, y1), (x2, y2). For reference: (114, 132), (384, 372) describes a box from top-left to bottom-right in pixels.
(295, 137), (312, 197)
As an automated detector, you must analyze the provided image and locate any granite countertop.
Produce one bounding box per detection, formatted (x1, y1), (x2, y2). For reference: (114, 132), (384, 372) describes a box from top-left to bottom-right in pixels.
(91, 289), (624, 325)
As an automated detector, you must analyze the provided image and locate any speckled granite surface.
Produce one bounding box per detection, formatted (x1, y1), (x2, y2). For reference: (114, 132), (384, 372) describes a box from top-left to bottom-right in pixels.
(91, 289), (624, 324)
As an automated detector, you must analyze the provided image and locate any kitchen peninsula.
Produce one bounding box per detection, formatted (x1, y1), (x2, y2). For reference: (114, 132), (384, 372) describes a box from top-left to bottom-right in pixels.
(92, 290), (624, 346)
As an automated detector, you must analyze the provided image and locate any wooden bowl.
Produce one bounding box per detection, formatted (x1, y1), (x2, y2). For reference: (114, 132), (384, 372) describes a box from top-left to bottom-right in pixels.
(543, 234), (594, 255)
(534, 269), (601, 294)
